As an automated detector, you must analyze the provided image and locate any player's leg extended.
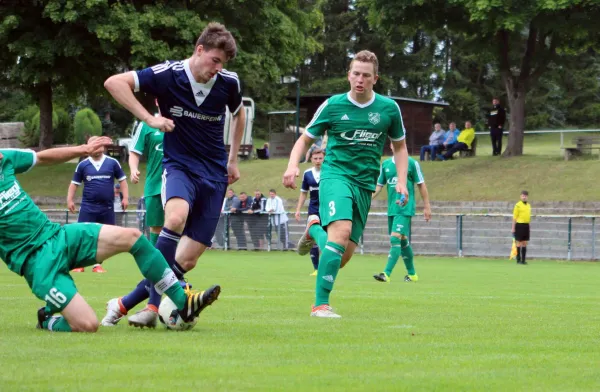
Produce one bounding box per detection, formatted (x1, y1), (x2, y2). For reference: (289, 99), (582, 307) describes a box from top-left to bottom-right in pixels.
(95, 224), (210, 322)
(339, 185), (371, 270)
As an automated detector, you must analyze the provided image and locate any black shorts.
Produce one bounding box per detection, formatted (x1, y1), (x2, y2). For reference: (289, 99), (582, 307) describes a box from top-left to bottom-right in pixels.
(515, 223), (530, 241)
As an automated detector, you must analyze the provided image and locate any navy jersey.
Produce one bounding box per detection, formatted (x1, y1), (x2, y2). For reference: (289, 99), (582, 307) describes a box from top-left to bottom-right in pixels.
(134, 59), (243, 183)
(301, 167), (321, 215)
(72, 155), (126, 211)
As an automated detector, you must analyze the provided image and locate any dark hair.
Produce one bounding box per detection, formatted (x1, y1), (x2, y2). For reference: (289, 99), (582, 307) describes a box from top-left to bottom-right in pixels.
(196, 22), (237, 60)
(240, 192), (247, 195)
(311, 148), (325, 156)
(521, 190), (529, 196)
(269, 189), (276, 193)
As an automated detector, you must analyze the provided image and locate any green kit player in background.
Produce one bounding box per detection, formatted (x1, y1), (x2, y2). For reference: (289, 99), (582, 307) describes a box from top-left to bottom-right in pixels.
(283, 50), (409, 318)
(372, 144), (431, 283)
(0, 139), (211, 332)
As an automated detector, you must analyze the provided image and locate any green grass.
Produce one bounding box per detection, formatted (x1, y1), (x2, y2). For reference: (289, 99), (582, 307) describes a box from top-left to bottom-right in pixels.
(16, 131), (600, 201)
(2, 252), (600, 391)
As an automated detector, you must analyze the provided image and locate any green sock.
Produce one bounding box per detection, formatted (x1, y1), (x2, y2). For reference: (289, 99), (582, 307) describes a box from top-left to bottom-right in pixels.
(130, 235), (187, 309)
(42, 316), (73, 332)
(384, 236), (402, 277)
(150, 232), (159, 246)
(315, 241), (345, 306)
(309, 224), (328, 250)
(401, 238), (416, 275)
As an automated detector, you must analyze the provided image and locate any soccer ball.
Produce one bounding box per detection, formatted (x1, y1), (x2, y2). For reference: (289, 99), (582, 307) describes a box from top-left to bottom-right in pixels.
(158, 297), (198, 331)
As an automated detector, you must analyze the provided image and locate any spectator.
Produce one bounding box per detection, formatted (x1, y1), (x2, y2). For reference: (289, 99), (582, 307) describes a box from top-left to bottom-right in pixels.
(487, 97), (506, 156)
(230, 191), (253, 250)
(436, 121), (476, 160)
(419, 123), (446, 161)
(214, 189), (239, 247)
(441, 122), (460, 151)
(257, 143), (270, 160)
(265, 189), (292, 250)
(114, 183), (125, 227)
(248, 190), (268, 249)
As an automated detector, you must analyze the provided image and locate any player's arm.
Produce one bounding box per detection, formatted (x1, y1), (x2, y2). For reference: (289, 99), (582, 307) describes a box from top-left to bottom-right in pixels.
(129, 151), (142, 183)
(372, 185), (384, 200)
(129, 121), (146, 184)
(417, 182), (431, 222)
(67, 183), (78, 213)
(104, 70), (173, 132)
(37, 137), (112, 166)
(119, 179), (129, 210)
(373, 164), (386, 199)
(283, 99), (329, 189)
(392, 139), (409, 203)
(295, 192), (307, 222)
(227, 108), (246, 185)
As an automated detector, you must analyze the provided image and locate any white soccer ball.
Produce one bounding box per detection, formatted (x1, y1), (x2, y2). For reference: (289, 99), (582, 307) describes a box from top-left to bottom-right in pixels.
(158, 296), (198, 331)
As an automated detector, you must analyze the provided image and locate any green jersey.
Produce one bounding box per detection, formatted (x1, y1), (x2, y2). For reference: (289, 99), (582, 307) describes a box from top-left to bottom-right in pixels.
(0, 149), (61, 275)
(377, 156), (424, 217)
(306, 92), (406, 191)
(131, 121), (164, 197)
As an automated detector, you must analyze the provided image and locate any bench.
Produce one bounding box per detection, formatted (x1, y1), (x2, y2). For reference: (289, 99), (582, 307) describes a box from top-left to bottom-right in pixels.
(561, 136), (600, 161)
(225, 144), (254, 159)
(421, 137), (477, 160)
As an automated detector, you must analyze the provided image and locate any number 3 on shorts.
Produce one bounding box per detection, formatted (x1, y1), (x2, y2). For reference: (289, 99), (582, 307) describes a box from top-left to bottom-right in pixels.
(45, 288), (67, 309)
(329, 201), (336, 217)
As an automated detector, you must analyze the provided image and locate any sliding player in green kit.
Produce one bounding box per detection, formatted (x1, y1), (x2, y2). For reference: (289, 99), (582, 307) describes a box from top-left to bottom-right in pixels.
(282, 50), (410, 318)
(0, 138), (213, 332)
(372, 144), (431, 282)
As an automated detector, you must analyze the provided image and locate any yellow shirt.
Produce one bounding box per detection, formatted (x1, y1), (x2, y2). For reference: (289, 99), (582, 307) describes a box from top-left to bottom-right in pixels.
(513, 201), (531, 223)
(457, 127), (475, 148)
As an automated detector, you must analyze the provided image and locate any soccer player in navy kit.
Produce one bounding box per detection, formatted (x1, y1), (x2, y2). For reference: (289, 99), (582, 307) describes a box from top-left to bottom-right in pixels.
(67, 136), (129, 273)
(103, 22), (246, 327)
(295, 148), (324, 276)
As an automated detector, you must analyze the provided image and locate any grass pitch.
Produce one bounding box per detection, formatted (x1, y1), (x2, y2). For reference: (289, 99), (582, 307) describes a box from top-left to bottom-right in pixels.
(1, 251), (599, 391)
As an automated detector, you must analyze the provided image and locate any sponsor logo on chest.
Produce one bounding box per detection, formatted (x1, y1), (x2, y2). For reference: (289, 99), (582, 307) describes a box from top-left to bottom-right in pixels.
(0, 181), (21, 210)
(340, 129), (382, 143)
(169, 106), (223, 122)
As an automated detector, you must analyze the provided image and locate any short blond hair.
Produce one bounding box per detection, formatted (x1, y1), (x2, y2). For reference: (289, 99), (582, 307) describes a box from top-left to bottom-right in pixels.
(350, 50), (379, 75)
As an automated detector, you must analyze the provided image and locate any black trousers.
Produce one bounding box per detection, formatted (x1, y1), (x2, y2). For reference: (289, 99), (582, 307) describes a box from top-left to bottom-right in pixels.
(442, 142), (468, 159)
(490, 127), (503, 156)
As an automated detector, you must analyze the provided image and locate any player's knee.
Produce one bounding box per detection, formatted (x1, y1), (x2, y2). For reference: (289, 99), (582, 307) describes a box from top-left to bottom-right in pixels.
(73, 317), (99, 333)
(178, 258), (197, 272)
(122, 227), (142, 247)
(164, 212), (186, 232)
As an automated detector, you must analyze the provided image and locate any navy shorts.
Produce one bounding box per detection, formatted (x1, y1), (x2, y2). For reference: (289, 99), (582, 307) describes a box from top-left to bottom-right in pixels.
(78, 207), (115, 225)
(162, 164), (227, 246)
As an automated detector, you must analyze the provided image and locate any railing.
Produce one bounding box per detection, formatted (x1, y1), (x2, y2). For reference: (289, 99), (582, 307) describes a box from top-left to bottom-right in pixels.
(41, 210), (599, 261)
(473, 129), (600, 148)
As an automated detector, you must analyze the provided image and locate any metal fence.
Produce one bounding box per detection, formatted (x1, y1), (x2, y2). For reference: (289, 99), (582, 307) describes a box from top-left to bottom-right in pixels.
(41, 210), (599, 260)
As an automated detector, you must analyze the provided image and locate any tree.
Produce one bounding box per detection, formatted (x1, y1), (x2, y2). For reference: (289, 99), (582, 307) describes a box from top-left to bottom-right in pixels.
(73, 108), (102, 145)
(366, 0), (600, 156)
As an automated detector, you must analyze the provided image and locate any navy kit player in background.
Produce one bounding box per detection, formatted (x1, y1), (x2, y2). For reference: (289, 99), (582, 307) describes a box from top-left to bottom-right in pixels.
(67, 136), (129, 273)
(295, 148), (324, 276)
(103, 22), (246, 327)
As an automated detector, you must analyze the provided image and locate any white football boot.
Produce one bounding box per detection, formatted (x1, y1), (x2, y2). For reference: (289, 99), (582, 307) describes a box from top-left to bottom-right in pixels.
(310, 304), (341, 318)
(128, 307), (158, 329)
(101, 298), (125, 326)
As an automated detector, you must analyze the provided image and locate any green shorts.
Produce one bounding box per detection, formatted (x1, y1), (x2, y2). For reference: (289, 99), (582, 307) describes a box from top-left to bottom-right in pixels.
(145, 194), (165, 228)
(22, 223), (101, 315)
(388, 215), (412, 237)
(319, 178), (372, 244)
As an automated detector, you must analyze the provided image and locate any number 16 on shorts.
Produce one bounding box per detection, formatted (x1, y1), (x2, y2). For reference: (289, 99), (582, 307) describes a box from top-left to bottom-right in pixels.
(45, 288), (67, 309)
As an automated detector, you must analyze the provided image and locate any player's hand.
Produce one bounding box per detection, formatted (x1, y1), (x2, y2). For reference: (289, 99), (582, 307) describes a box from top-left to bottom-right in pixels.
(423, 205), (432, 222)
(130, 169), (140, 184)
(122, 198), (129, 210)
(295, 211), (301, 222)
(146, 115), (175, 133)
(395, 183), (409, 206)
(282, 167), (299, 189)
(84, 136), (113, 156)
(67, 200), (76, 214)
(227, 162), (240, 184)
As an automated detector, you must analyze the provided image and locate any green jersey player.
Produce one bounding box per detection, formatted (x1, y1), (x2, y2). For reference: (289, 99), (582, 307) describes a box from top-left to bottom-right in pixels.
(101, 110), (167, 328)
(372, 145), (431, 283)
(0, 138), (213, 332)
(283, 50), (410, 318)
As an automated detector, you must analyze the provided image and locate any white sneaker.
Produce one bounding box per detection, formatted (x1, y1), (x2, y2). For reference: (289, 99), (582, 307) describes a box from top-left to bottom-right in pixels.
(101, 298), (125, 326)
(310, 304), (341, 318)
(298, 214), (320, 255)
(128, 307), (158, 329)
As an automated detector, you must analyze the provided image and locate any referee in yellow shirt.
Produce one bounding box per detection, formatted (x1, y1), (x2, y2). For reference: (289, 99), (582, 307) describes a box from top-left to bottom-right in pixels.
(512, 190), (531, 265)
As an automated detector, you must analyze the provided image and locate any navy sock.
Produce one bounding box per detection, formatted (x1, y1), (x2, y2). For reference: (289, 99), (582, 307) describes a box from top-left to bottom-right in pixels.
(155, 228), (185, 279)
(309, 245), (319, 270)
(121, 279), (150, 311)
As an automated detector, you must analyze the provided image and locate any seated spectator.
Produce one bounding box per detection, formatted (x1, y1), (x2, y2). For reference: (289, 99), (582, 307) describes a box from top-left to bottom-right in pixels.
(257, 143), (269, 160)
(419, 123), (446, 161)
(441, 122), (460, 151)
(437, 121), (476, 160)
